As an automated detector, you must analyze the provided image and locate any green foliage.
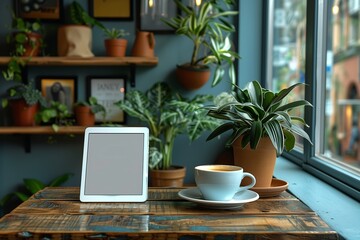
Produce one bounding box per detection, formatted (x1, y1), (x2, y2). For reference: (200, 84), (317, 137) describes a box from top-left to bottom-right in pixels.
(1, 81), (47, 108)
(0, 173), (73, 206)
(2, 15), (44, 83)
(206, 80), (313, 156)
(162, 0), (240, 87)
(103, 28), (129, 39)
(69, 1), (104, 28)
(115, 82), (219, 169)
(35, 101), (74, 132)
(75, 96), (106, 116)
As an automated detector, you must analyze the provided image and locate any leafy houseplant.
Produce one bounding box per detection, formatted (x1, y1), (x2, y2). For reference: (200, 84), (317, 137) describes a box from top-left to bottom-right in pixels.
(115, 82), (219, 185)
(35, 101), (74, 132)
(103, 28), (129, 39)
(162, 0), (239, 89)
(206, 80), (312, 187)
(101, 27), (130, 57)
(2, 82), (47, 126)
(74, 96), (106, 126)
(2, 15), (44, 83)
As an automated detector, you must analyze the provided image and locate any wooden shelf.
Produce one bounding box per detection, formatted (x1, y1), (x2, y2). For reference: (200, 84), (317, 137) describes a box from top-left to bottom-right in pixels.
(0, 126), (87, 135)
(0, 56), (158, 66)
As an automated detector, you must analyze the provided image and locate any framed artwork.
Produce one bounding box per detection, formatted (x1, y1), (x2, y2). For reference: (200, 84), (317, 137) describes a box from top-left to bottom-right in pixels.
(38, 76), (77, 112)
(15, 0), (63, 21)
(89, 0), (133, 20)
(137, 0), (178, 33)
(87, 76), (126, 123)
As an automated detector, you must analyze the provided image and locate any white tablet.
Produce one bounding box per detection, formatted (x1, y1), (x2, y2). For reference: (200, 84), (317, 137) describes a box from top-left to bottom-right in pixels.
(80, 127), (149, 202)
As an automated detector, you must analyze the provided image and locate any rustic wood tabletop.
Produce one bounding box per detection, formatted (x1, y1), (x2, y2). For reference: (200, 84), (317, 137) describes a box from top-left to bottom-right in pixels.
(0, 187), (338, 239)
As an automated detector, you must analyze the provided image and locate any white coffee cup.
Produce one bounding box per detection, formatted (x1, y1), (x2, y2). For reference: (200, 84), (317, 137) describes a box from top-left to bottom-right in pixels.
(194, 165), (256, 201)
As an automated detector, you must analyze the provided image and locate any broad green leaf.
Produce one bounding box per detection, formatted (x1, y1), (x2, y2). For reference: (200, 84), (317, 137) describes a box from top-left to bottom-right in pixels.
(48, 173), (73, 187)
(264, 120), (284, 156)
(250, 120), (262, 149)
(274, 100), (312, 112)
(270, 83), (304, 106)
(14, 192), (29, 202)
(206, 122), (234, 141)
(23, 178), (45, 194)
(284, 129), (296, 152)
(247, 81), (263, 106)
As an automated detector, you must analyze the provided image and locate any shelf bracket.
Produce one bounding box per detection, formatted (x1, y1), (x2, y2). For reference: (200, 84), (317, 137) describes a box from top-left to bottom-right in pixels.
(130, 64), (136, 87)
(24, 135), (31, 153)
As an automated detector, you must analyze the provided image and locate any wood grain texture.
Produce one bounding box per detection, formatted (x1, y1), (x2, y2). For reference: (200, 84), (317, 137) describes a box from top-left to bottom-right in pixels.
(0, 187), (338, 239)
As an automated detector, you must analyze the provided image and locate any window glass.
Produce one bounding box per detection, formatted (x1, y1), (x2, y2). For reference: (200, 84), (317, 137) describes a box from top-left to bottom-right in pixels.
(270, 0), (307, 149)
(322, 0), (360, 172)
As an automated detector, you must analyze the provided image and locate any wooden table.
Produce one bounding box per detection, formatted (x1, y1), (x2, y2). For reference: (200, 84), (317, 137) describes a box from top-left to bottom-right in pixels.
(0, 187), (338, 239)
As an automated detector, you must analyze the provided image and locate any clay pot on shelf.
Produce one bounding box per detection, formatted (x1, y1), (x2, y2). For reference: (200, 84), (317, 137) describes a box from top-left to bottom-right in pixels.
(22, 32), (43, 57)
(9, 99), (38, 126)
(74, 105), (95, 126)
(105, 38), (128, 57)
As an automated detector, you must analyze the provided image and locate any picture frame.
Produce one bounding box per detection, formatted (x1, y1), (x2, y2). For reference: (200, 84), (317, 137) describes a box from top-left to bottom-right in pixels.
(89, 0), (133, 20)
(15, 0), (63, 21)
(38, 76), (77, 113)
(137, 0), (178, 33)
(87, 76), (126, 123)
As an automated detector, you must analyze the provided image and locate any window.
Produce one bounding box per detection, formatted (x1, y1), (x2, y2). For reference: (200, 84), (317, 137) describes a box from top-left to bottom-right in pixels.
(266, 0), (360, 201)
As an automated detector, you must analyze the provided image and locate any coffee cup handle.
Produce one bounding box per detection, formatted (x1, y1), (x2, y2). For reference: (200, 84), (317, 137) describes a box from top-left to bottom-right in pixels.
(238, 172), (256, 191)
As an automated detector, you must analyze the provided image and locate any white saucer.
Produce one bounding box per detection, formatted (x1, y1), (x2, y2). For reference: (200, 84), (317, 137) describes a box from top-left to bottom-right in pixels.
(178, 188), (259, 209)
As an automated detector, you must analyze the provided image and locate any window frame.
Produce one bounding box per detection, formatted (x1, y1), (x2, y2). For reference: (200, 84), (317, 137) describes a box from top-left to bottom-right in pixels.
(264, 0), (360, 201)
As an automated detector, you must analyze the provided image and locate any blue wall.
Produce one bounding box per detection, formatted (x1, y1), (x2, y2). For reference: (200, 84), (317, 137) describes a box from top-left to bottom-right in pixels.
(0, 0), (263, 212)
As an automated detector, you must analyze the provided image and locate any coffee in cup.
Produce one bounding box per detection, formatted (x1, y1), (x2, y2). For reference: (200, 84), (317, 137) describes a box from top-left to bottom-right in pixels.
(194, 165), (256, 201)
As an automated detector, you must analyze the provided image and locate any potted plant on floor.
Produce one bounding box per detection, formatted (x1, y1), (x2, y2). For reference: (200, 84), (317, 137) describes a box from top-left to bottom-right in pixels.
(206, 80), (312, 187)
(2, 82), (47, 126)
(101, 27), (129, 57)
(74, 96), (106, 126)
(162, 0), (239, 90)
(115, 82), (219, 186)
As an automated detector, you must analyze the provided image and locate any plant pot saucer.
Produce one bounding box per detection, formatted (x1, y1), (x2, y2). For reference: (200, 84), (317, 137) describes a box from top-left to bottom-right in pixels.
(250, 178), (288, 198)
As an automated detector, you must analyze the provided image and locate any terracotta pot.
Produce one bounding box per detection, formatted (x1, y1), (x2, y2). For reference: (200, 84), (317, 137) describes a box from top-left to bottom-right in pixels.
(21, 32), (42, 57)
(9, 99), (38, 126)
(105, 39), (128, 57)
(176, 64), (211, 90)
(131, 31), (155, 57)
(57, 25), (94, 57)
(150, 166), (186, 187)
(232, 136), (277, 188)
(74, 106), (95, 126)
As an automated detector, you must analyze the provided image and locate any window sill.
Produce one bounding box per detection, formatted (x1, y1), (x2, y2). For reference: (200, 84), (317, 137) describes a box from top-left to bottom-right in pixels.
(274, 157), (360, 240)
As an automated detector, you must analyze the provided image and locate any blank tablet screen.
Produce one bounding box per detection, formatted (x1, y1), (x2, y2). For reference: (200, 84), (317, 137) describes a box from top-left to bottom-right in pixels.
(85, 133), (145, 195)
(80, 127), (149, 202)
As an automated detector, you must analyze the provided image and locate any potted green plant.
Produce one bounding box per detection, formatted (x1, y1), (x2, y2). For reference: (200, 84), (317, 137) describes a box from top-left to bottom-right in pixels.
(115, 82), (219, 186)
(74, 96), (106, 126)
(2, 82), (47, 126)
(2, 14), (44, 83)
(162, 0), (239, 90)
(206, 80), (312, 187)
(35, 101), (74, 132)
(102, 28), (129, 57)
(58, 1), (104, 57)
